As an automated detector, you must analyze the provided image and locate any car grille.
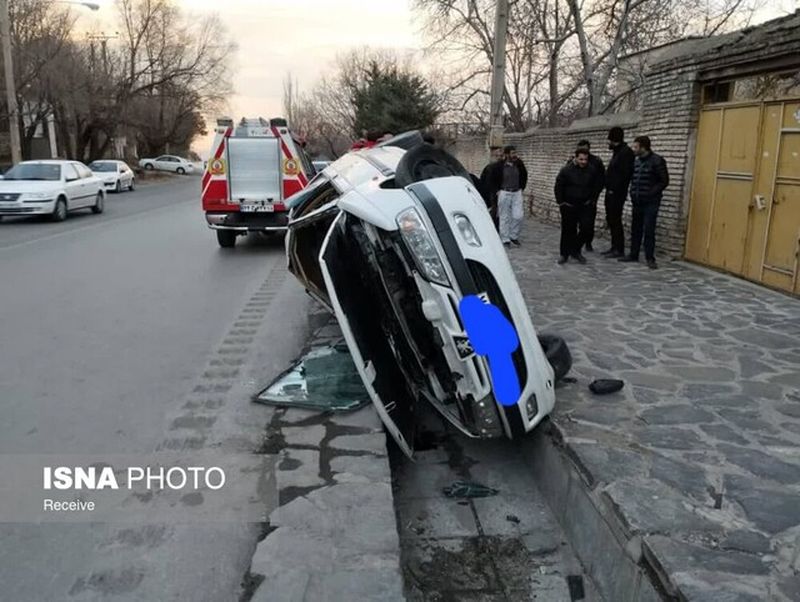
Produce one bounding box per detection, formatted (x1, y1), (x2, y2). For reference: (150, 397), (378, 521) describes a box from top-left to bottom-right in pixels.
(465, 260), (529, 393)
(0, 193), (21, 202)
(0, 207), (33, 213)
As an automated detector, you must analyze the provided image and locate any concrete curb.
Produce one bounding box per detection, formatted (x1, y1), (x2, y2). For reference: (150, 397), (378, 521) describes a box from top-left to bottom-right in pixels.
(522, 423), (665, 601)
(245, 320), (405, 602)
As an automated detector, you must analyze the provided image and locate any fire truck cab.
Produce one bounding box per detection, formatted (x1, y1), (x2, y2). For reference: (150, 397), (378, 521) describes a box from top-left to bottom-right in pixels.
(201, 117), (314, 248)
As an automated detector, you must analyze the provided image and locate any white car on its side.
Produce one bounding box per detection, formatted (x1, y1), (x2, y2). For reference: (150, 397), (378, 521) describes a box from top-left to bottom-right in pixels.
(138, 155), (194, 175)
(0, 160), (105, 222)
(89, 160), (136, 193)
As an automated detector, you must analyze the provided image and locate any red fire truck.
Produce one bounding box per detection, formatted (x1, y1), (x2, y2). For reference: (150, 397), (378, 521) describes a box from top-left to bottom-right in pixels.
(201, 117), (314, 248)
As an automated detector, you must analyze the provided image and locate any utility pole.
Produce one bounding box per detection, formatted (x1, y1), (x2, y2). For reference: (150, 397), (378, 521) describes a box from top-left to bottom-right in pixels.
(0, 0), (21, 164)
(488, 0), (509, 150)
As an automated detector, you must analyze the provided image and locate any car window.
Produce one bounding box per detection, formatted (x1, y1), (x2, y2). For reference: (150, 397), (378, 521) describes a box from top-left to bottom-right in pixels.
(156, 156), (168, 162)
(64, 164), (80, 181)
(2, 163), (61, 181)
(75, 164), (93, 179)
(89, 162), (116, 172)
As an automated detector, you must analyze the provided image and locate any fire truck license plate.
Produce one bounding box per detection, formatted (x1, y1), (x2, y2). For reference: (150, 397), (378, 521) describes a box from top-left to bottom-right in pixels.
(240, 203), (275, 213)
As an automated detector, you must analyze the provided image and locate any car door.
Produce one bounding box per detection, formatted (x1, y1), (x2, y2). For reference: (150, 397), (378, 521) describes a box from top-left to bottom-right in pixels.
(74, 163), (97, 207)
(64, 164), (83, 205)
(154, 156), (171, 171)
(318, 212), (417, 457)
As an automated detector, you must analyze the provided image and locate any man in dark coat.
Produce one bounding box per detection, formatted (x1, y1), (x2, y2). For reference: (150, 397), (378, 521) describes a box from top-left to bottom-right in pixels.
(602, 127), (635, 258)
(575, 140), (605, 252)
(619, 135), (669, 269)
(554, 148), (594, 265)
(478, 146), (503, 229)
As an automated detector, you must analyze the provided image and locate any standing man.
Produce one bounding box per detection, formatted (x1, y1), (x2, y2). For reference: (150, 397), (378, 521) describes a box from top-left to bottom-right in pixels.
(575, 140), (605, 252)
(602, 127), (635, 258)
(493, 145), (528, 247)
(619, 135), (669, 269)
(554, 148), (594, 265)
(479, 146), (503, 230)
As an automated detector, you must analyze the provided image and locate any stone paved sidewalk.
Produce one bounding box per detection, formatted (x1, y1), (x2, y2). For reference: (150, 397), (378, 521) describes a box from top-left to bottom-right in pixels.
(510, 220), (800, 600)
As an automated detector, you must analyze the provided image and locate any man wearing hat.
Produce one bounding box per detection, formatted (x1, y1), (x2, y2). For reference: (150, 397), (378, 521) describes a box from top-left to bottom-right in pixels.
(602, 127), (635, 258)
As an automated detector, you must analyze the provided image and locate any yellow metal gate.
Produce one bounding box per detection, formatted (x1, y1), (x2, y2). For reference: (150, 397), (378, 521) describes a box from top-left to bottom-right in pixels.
(686, 99), (800, 295)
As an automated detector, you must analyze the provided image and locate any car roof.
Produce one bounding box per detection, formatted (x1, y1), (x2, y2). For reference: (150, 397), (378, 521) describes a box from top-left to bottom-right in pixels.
(18, 160), (75, 165)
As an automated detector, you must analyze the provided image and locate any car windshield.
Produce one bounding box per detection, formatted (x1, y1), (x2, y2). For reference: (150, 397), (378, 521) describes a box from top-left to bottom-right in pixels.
(89, 162), (116, 172)
(3, 163), (61, 181)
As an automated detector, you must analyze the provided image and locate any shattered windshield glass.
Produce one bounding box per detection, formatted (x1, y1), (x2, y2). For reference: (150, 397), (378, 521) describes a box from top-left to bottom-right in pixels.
(255, 344), (369, 412)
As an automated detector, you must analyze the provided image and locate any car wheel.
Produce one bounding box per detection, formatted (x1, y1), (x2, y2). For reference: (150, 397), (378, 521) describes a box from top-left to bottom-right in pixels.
(144, 163), (154, 170)
(537, 334), (572, 382)
(176, 167), (186, 175)
(216, 230), (237, 248)
(128, 178), (135, 191)
(91, 192), (104, 214)
(115, 180), (122, 193)
(394, 143), (470, 188)
(52, 197), (68, 222)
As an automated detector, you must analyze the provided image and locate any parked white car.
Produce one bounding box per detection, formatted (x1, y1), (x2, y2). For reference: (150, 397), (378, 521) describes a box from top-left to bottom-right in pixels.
(285, 132), (571, 457)
(138, 155), (194, 174)
(89, 160), (135, 193)
(0, 160), (105, 222)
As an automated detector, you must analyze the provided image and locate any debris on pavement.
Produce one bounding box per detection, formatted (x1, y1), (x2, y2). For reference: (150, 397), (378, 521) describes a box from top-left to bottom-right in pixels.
(588, 378), (625, 395)
(442, 480), (499, 499)
(255, 344), (369, 412)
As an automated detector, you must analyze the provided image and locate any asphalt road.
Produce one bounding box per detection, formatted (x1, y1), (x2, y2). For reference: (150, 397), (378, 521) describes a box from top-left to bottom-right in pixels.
(0, 176), (313, 600)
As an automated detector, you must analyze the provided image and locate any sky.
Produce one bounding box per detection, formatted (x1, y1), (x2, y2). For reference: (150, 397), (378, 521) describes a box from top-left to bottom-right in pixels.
(76, 0), (795, 155)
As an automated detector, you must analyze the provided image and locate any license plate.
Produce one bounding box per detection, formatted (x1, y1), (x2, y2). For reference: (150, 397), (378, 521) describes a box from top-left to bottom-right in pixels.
(240, 203), (274, 213)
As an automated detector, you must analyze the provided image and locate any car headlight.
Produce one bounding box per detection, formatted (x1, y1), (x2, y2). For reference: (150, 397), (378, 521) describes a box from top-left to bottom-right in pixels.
(454, 214), (482, 247)
(396, 207), (450, 286)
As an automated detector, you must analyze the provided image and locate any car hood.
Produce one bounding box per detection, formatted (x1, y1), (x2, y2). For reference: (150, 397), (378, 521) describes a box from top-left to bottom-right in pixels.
(0, 181), (61, 193)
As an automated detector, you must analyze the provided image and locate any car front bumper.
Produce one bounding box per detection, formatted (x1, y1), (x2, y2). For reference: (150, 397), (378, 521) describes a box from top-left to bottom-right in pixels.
(0, 198), (56, 215)
(403, 178), (556, 439)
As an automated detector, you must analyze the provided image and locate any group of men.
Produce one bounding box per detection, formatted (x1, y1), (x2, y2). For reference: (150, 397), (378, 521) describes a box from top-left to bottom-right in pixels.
(555, 128), (670, 269)
(477, 129), (669, 269)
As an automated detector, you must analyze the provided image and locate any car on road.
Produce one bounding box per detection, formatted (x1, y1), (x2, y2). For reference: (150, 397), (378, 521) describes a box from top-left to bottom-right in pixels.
(89, 160), (135, 193)
(285, 132), (570, 457)
(0, 160), (105, 222)
(138, 154), (194, 175)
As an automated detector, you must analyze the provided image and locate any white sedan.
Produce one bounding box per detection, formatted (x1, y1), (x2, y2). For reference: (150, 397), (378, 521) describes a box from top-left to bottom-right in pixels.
(89, 160), (135, 193)
(0, 160), (105, 222)
(138, 155), (194, 175)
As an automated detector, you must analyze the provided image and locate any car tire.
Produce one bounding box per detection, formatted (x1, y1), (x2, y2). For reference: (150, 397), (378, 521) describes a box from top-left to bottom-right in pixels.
(144, 163), (154, 170)
(128, 179), (135, 191)
(91, 192), (104, 214)
(115, 180), (122, 193)
(52, 197), (68, 222)
(176, 167), (186, 175)
(216, 230), (237, 248)
(537, 334), (572, 383)
(395, 143), (470, 188)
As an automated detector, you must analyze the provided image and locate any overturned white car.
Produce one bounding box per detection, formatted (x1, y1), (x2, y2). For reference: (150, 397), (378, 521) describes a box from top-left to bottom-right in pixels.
(285, 132), (570, 456)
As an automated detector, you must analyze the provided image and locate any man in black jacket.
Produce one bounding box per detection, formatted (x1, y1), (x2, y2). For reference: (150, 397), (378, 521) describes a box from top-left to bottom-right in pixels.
(478, 146), (503, 230)
(554, 148), (594, 265)
(575, 140), (605, 253)
(602, 127), (635, 258)
(619, 135), (669, 269)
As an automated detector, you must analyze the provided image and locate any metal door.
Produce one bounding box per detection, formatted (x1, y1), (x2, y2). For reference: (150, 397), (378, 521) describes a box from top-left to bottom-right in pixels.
(686, 98), (800, 294)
